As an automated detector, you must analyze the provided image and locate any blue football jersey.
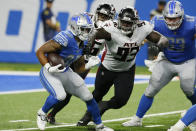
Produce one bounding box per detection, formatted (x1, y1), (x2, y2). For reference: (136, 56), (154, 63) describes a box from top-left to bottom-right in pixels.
(151, 15), (196, 63)
(52, 30), (87, 68)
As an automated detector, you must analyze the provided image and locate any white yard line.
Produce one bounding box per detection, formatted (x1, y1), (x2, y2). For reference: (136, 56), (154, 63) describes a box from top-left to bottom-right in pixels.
(0, 89), (46, 95)
(0, 71), (39, 76)
(9, 120), (30, 123)
(144, 125), (164, 127)
(0, 110), (185, 131)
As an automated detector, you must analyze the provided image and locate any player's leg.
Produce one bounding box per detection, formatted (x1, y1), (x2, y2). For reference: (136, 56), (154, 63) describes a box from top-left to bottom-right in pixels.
(103, 64), (135, 112)
(123, 60), (174, 127)
(77, 64), (114, 126)
(46, 69), (90, 124)
(178, 59), (196, 105)
(62, 68), (113, 131)
(37, 67), (67, 130)
(47, 93), (72, 124)
(168, 104), (196, 131)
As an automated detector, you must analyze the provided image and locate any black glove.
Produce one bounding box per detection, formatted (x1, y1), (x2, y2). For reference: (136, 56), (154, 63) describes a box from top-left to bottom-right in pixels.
(82, 45), (91, 55)
(148, 45), (160, 60)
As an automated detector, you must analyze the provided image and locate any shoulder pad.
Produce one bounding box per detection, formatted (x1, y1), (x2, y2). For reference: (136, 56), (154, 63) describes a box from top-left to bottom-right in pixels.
(185, 15), (195, 22)
(53, 31), (69, 47)
(136, 20), (154, 35)
(65, 31), (73, 39)
(157, 16), (164, 20)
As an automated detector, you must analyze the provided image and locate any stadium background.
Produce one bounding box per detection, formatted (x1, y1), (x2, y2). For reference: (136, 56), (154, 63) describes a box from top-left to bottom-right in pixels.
(1, 0), (196, 65)
(0, 0), (196, 130)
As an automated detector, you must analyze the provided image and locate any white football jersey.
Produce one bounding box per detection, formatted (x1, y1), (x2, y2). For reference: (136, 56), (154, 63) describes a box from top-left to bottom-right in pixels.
(101, 20), (154, 72)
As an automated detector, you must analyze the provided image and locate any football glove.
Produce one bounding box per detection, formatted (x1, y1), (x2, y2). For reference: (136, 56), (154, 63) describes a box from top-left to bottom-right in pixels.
(85, 56), (100, 70)
(82, 45), (91, 55)
(144, 52), (164, 72)
(44, 63), (66, 73)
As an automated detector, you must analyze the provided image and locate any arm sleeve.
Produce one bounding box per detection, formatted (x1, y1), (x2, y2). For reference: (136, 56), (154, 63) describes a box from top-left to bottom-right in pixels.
(143, 21), (154, 36)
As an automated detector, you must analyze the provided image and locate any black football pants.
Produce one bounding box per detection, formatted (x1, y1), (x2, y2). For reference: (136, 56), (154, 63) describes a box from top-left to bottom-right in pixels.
(93, 64), (135, 110)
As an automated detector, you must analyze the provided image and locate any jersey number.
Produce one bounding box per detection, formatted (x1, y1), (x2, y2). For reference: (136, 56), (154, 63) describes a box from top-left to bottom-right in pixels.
(114, 46), (139, 62)
(167, 37), (185, 52)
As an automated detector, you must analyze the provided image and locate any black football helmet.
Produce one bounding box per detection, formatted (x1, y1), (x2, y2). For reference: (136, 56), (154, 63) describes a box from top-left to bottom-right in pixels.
(118, 6), (139, 35)
(94, 3), (116, 27)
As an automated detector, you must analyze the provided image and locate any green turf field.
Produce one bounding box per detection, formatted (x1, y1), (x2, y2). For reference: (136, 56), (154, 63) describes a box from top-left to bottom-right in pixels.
(0, 81), (192, 131)
(0, 63), (192, 131)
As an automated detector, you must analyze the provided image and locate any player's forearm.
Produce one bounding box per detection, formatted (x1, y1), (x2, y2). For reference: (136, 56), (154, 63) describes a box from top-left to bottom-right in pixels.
(75, 65), (86, 73)
(156, 35), (169, 48)
(73, 56), (86, 73)
(94, 28), (111, 40)
(36, 49), (48, 66)
(147, 30), (169, 48)
(36, 40), (62, 66)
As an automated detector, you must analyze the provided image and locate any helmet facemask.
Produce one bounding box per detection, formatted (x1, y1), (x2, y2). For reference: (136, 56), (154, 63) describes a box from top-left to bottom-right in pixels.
(119, 19), (136, 35)
(164, 16), (183, 30)
(78, 26), (93, 41)
(94, 3), (116, 28)
(118, 7), (139, 35)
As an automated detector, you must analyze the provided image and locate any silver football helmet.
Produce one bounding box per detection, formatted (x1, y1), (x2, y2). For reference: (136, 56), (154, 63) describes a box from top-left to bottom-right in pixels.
(69, 13), (94, 41)
(94, 3), (116, 27)
(163, 0), (184, 30)
(118, 6), (139, 35)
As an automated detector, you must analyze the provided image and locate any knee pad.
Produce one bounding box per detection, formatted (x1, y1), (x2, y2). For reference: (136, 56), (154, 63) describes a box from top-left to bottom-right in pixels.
(56, 92), (67, 101)
(82, 93), (93, 102)
(144, 85), (160, 98)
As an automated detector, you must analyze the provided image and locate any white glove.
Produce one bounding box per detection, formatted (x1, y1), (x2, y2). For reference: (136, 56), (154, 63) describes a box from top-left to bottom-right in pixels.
(85, 56), (100, 70)
(144, 52), (164, 72)
(144, 60), (155, 72)
(44, 63), (66, 73)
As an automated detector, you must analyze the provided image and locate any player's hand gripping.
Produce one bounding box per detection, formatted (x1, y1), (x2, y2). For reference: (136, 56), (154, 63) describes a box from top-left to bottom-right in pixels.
(44, 63), (66, 73)
(85, 56), (100, 70)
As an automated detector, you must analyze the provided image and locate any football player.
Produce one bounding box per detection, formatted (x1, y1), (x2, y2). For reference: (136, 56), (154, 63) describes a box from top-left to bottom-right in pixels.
(46, 3), (116, 124)
(77, 6), (169, 126)
(122, 0), (196, 127)
(36, 13), (113, 131)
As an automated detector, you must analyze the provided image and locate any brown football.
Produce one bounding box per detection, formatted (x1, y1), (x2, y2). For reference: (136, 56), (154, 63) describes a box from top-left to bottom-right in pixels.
(47, 53), (65, 69)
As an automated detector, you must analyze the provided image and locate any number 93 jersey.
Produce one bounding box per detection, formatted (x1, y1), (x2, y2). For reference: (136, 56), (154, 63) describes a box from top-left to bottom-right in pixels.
(101, 20), (153, 72)
(151, 15), (196, 63)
